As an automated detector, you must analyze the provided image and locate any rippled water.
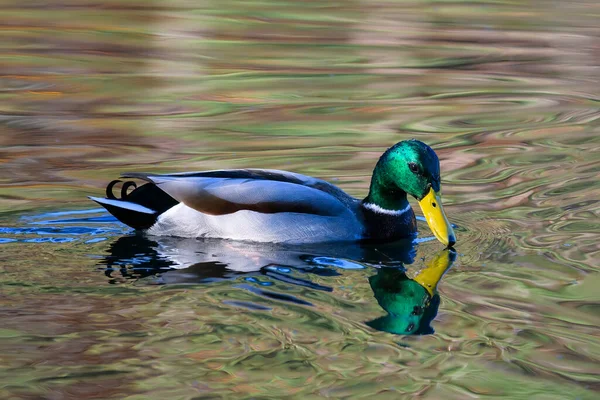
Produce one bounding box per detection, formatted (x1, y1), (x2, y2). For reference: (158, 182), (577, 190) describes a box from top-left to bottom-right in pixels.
(1, 1), (599, 399)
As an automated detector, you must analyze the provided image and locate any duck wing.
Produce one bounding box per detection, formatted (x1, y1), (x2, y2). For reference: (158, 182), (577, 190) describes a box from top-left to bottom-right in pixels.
(121, 169), (356, 217)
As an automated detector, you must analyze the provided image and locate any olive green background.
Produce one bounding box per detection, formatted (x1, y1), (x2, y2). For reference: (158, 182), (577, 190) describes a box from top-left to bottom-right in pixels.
(1, 1), (599, 399)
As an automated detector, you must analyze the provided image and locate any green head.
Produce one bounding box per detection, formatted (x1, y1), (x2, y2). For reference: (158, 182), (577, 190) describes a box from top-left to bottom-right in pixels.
(370, 140), (441, 202)
(367, 140), (456, 246)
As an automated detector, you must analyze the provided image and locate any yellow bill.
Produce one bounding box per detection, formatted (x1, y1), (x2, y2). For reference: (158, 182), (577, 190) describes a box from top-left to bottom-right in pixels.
(417, 187), (456, 247)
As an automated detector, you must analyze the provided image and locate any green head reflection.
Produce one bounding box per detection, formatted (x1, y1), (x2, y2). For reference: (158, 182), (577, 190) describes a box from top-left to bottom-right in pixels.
(366, 248), (456, 335)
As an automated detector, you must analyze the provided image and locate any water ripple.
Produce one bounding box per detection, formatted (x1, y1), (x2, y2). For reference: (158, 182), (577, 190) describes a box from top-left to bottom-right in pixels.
(1, 1), (599, 398)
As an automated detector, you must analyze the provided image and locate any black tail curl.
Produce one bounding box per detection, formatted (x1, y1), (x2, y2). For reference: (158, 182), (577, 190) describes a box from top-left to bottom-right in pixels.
(97, 180), (179, 230)
(106, 180), (138, 200)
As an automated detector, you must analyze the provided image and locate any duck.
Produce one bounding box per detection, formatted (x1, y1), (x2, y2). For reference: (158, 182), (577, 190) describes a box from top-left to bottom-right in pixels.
(89, 139), (456, 246)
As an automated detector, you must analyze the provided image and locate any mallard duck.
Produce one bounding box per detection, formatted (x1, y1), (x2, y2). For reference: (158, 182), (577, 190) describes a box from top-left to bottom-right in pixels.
(90, 139), (456, 246)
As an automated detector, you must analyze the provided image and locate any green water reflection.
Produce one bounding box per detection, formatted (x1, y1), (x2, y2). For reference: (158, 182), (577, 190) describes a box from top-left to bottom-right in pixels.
(100, 235), (455, 336)
(1, 0), (599, 398)
(368, 249), (455, 335)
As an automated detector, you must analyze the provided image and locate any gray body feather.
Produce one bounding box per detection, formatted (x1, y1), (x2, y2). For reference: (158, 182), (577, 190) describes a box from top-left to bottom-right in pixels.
(123, 169), (364, 243)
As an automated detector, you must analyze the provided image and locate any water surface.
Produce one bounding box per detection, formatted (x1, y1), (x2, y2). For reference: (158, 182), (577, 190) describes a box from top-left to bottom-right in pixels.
(1, 0), (599, 399)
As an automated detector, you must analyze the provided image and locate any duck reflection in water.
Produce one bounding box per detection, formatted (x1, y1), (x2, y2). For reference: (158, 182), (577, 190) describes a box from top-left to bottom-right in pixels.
(100, 235), (455, 335)
(367, 249), (455, 335)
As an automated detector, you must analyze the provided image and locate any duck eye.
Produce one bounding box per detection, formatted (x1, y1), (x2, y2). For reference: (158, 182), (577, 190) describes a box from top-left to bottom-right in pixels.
(408, 162), (419, 174)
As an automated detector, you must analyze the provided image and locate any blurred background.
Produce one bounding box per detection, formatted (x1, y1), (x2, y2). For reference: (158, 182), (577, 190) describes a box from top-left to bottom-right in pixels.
(1, 1), (599, 399)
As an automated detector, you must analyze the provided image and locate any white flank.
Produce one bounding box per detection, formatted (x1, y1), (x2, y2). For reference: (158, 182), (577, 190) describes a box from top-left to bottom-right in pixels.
(148, 203), (362, 243)
(363, 202), (411, 216)
(88, 196), (156, 214)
